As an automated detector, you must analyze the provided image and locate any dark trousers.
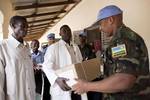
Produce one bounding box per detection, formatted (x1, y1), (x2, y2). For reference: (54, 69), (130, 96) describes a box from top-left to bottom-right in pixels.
(87, 78), (103, 100)
(71, 78), (103, 100)
(87, 91), (102, 100)
(35, 71), (42, 94)
(42, 76), (51, 100)
(71, 91), (102, 100)
(71, 92), (81, 100)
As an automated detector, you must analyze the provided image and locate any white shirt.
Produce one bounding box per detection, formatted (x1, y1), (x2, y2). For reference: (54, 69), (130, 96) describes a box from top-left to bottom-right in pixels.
(0, 35), (35, 100)
(42, 39), (82, 100)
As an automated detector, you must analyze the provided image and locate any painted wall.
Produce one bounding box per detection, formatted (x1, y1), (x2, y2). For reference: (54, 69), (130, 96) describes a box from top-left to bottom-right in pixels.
(0, 10), (4, 40)
(39, 0), (150, 61)
(0, 0), (16, 38)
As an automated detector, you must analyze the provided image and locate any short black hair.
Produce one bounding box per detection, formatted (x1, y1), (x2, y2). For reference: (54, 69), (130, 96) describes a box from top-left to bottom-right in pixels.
(31, 39), (39, 45)
(60, 25), (71, 34)
(9, 15), (27, 27)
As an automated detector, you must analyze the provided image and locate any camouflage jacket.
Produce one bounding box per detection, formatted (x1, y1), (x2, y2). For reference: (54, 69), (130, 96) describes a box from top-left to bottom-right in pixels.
(103, 25), (150, 100)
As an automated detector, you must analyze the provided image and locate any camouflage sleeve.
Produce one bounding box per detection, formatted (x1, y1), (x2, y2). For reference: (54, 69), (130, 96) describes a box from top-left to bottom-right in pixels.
(114, 37), (149, 76)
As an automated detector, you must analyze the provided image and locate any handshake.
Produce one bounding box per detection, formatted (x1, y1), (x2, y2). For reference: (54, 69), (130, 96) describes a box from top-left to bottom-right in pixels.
(56, 77), (88, 95)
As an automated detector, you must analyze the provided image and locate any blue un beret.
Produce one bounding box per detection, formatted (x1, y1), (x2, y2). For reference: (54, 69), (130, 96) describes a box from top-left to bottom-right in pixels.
(47, 33), (55, 39)
(79, 31), (87, 37)
(94, 5), (123, 25)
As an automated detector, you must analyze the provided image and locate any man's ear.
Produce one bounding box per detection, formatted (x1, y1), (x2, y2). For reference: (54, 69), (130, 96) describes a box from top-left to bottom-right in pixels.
(108, 16), (114, 25)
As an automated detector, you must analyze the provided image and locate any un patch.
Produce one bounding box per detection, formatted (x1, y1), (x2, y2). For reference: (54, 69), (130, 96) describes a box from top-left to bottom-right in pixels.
(111, 44), (127, 58)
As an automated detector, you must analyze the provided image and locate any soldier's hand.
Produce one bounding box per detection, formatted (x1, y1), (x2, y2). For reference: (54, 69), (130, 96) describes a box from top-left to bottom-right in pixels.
(56, 77), (71, 91)
(72, 79), (88, 95)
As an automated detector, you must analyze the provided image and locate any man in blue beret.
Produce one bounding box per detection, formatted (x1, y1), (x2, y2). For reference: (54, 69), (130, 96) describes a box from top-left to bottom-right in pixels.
(42, 33), (56, 55)
(73, 5), (150, 100)
(41, 33), (56, 100)
(78, 31), (96, 61)
(47, 33), (55, 44)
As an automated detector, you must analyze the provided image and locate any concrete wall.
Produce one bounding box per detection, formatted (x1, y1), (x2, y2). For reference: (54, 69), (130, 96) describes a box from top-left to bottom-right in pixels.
(39, 0), (150, 62)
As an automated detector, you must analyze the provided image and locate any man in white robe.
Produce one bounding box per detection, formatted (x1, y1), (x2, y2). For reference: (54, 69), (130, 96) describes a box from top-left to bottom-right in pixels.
(42, 25), (83, 100)
(0, 16), (35, 100)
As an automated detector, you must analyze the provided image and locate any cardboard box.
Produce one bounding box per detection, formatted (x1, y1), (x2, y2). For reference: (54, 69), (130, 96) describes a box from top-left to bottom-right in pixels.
(55, 58), (102, 83)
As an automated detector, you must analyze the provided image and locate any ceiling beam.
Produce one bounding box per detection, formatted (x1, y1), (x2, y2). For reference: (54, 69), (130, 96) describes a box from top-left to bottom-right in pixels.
(28, 26), (51, 30)
(29, 24), (48, 28)
(28, 28), (45, 32)
(28, 29), (45, 33)
(28, 32), (43, 35)
(26, 34), (44, 40)
(28, 21), (54, 26)
(14, 1), (76, 10)
(26, 32), (43, 36)
(24, 35), (42, 41)
(28, 27), (46, 31)
(29, 22), (52, 28)
(24, 10), (66, 18)
(28, 17), (60, 23)
(28, 31), (44, 35)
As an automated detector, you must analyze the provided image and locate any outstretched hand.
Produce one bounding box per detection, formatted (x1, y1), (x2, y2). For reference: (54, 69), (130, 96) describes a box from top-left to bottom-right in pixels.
(56, 77), (71, 91)
(72, 79), (88, 95)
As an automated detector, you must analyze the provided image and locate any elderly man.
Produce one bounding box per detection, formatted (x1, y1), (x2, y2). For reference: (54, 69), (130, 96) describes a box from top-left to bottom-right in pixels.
(72, 5), (149, 100)
(42, 25), (83, 100)
(0, 16), (35, 100)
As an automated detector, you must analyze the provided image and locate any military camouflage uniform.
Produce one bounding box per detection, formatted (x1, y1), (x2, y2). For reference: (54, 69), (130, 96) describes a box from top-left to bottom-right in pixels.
(103, 25), (150, 100)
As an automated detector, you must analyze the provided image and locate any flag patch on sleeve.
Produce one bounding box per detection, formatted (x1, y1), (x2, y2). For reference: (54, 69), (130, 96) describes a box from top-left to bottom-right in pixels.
(111, 44), (127, 58)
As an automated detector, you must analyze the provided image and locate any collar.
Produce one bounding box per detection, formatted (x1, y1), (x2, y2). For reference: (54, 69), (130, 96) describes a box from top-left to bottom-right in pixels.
(111, 24), (125, 42)
(60, 39), (67, 45)
(60, 39), (73, 47)
(31, 50), (41, 56)
(8, 34), (28, 48)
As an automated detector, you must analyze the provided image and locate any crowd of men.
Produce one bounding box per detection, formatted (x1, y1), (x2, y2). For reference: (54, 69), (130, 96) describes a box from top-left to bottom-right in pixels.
(0, 5), (149, 100)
